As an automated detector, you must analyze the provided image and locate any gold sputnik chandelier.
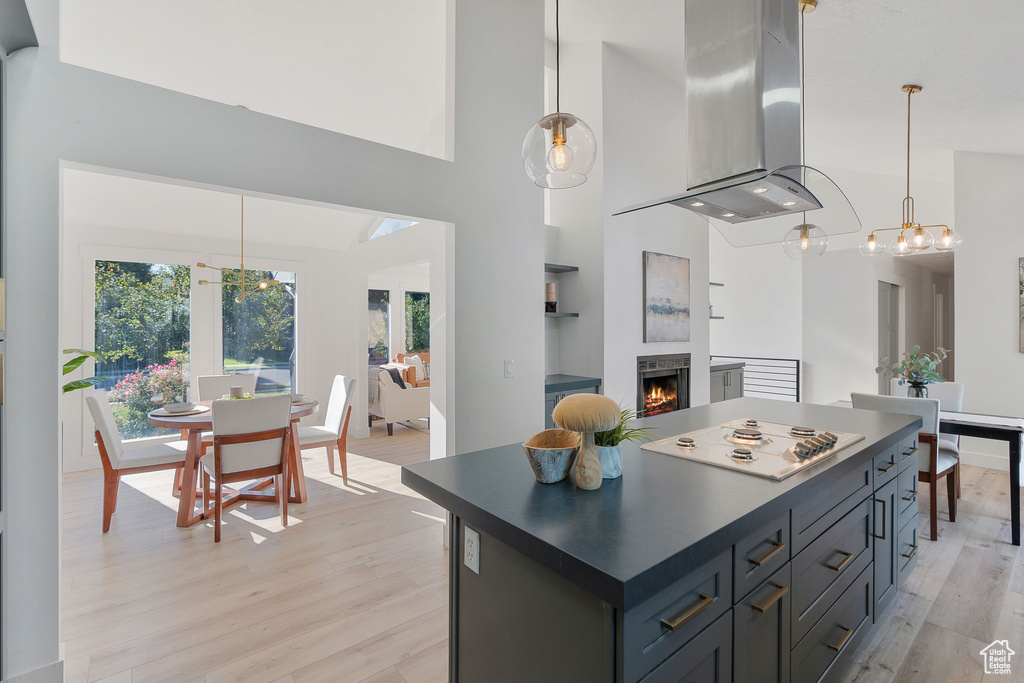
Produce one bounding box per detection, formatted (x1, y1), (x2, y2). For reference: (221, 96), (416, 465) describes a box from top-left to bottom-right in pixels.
(196, 196), (277, 302)
(859, 85), (962, 256)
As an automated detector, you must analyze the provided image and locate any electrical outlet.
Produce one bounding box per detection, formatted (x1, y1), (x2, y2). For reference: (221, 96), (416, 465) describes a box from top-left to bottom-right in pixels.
(504, 359), (514, 378)
(464, 526), (481, 574)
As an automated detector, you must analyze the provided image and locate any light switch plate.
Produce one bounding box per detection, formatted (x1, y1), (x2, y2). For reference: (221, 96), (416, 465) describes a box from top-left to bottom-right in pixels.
(464, 526), (480, 574)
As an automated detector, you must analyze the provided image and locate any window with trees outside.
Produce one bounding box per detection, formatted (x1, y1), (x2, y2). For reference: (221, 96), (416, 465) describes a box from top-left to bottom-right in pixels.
(94, 260), (190, 439)
(221, 269), (297, 394)
(369, 289), (390, 365)
(405, 291), (430, 353)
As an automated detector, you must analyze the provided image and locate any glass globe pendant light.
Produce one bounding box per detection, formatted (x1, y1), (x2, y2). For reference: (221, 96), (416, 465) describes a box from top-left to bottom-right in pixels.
(784, 7), (827, 259)
(522, 0), (596, 189)
(934, 226), (963, 252)
(889, 232), (913, 256)
(858, 232), (885, 256)
(784, 223), (828, 259)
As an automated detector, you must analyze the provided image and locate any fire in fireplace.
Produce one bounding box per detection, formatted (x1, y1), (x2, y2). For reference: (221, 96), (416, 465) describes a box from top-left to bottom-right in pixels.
(637, 353), (691, 418)
(644, 376), (679, 416)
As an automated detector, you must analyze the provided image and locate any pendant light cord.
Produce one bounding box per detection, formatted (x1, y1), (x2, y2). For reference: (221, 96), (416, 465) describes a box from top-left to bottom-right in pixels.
(800, 10), (806, 224)
(555, 0), (560, 113)
(905, 88), (912, 225)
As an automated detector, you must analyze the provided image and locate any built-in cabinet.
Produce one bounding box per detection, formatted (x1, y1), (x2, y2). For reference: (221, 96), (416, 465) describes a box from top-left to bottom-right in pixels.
(544, 375), (601, 429)
(710, 364), (743, 403)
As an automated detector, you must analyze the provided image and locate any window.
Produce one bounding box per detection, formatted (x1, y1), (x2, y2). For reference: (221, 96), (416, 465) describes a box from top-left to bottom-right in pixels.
(369, 289), (390, 365)
(94, 260), (190, 439)
(370, 218), (418, 241)
(405, 291), (430, 353)
(221, 269), (297, 394)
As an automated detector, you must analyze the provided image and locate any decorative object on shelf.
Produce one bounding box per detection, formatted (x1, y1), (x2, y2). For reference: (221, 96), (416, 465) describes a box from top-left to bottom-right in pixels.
(643, 251), (690, 343)
(196, 196), (278, 302)
(593, 407), (656, 479)
(62, 348), (103, 394)
(521, 0), (596, 189)
(522, 429), (579, 484)
(859, 86), (962, 257)
(545, 282), (557, 313)
(876, 345), (949, 398)
(552, 393), (620, 490)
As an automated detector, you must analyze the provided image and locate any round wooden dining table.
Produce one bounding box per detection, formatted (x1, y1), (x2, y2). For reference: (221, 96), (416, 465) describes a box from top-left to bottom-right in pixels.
(148, 399), (319, 527)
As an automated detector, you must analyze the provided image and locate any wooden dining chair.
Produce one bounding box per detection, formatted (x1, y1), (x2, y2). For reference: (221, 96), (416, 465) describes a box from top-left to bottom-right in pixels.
(852, 393), (957, 540)
(85, 393), (190, 532)
(891, 379), (965, 498)
(297, 376), (355, 484)
(202, 394), (292, 542)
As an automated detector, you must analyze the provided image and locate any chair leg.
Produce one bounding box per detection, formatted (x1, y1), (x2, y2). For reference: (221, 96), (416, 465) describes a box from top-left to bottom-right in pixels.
(387, 422), (394, 436)
(337, 437), (349, 486)
(929, 478), (939, 540)
(369, 414), (373, 428)
(956, 464), (961, 498)
(326, 445), (335, 475)
(214, 479), (223, 543)
(203, 471), (211, 517)
(280, 473), (289, 527)
(947, 467), (958, 523)
(102, 473), (120, 533)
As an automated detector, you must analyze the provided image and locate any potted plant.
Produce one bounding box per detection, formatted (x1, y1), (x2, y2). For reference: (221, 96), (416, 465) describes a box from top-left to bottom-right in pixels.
(876, 345), (949, 398)
(63, 348), (103, 394)
(593, 406), (656, 479)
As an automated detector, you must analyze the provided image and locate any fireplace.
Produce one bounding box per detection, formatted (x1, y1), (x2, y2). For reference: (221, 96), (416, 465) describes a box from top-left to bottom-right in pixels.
(637, 353), (691, 418)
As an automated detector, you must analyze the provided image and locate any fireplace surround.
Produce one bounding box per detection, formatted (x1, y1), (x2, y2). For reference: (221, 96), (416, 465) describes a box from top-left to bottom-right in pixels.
(637, 353), (691, 418)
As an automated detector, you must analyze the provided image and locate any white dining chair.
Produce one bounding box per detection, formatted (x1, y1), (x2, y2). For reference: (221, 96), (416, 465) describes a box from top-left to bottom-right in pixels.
(203, 394), (292, 542)
(85, 393), (190, 532)
(891, 379), (964, 498)
(297, 376), (355, 484)
(852, 392), (958, 540)
(197, 373), (257, 400)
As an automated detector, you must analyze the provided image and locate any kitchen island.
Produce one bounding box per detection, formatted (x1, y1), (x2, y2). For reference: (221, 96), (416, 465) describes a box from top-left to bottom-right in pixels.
(401, 398), (922, 683)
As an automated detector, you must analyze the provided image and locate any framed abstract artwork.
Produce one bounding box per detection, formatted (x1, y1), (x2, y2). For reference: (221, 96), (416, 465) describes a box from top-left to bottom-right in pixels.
(643, 251), (690, 343)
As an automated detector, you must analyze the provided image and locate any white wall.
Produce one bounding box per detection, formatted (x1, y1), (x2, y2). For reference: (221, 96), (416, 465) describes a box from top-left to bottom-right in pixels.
(953, 151), (1024, 472)
(3, 0), (542, 678)
(601, 46), (711, 408)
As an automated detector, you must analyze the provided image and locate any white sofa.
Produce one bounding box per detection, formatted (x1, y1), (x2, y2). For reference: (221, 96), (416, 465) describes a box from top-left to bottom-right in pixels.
(376, 367), (430, 436)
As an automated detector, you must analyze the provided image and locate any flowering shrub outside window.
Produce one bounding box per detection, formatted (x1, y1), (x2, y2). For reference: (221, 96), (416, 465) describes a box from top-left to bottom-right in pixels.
(106, 350), (189, 439)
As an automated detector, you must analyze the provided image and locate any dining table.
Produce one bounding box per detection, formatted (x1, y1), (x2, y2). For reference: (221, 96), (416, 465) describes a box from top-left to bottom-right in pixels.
(831, 399), (1022, 546)
(148, 398), (319, 527)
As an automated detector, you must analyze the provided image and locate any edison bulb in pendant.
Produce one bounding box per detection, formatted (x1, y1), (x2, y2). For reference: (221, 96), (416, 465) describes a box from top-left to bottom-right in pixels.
(235, 294), (245, 303)
(858, 233), (885, 256)
(258, 281), (269, 290)
(934, 227), (963, 252)
(522, 112), (597, 189)
(889, 233), (913, 256)
(783, 223), (827, 259)
(910, 226), (933, 250)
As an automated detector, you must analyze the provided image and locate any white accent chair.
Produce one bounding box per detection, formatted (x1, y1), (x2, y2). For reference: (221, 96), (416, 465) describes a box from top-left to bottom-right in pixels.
(298, 376), (355, 483)
(377, 368), (430, 436)
(852, 392), (958, 540)
(86, 393), (190, 532)
(202, 394), (292, 543)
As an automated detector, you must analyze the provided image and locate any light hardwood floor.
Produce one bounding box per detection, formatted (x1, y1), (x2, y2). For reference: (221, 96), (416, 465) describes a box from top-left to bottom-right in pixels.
(63, 428), (1022, 683)
(62, 421), (448, 683)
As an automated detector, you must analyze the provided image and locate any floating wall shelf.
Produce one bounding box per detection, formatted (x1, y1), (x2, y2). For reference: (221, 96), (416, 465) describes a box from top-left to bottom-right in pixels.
(710, 281), (725, 287)
(546, 312), (579, 318)
(545, 263), (579, 274)
(710, 315), (726, 320)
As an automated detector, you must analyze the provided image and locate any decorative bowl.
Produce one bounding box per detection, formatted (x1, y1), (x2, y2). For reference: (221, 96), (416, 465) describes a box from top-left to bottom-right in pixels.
(164, 402), (196, 414)
(522, 429), (580, 484)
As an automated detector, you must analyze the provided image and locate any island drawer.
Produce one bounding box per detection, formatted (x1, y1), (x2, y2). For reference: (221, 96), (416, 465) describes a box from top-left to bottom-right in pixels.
(734, 562), (792, 683)
(897, 435), (919, 472)
(791, 461), (871, 554)
(791, 565), (873, 683)
(624, 549), (732, 682)
(897, 466), (919, 529)
(734, 512), (791, 601)
(872, 444), (900, 488)
(897, 516), (919, 586)
(792, 496), (873, 646)
(639, 610), (733, 683)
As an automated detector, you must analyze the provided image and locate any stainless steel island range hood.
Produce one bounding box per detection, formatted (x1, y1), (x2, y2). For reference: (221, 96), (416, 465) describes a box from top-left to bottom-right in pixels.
(614, 0), (860, 247)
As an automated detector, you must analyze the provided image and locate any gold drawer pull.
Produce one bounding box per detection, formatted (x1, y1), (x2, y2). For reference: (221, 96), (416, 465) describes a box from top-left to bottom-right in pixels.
(902, 446), (918, 457)
(751, 583), (789, 613)
(748, 540), (785, 567)
(878, 461), (897, 473)
(902, 490), (918, 502)
(827, 625), (854, 652)
(825, 550), (854, 572)
(902, 544), (918, 559)
(661, 593), (713, 631)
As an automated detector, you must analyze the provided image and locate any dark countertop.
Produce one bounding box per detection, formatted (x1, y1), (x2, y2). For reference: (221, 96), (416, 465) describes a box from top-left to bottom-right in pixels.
(545, 374), (602, 393)
(401, 397), (920, 610)
(710, 362), (745, 372)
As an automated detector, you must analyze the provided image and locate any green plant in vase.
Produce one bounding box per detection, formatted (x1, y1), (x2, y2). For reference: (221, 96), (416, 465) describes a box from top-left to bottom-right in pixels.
(593, 407), (657, 480)
(876, 345), (949, 398)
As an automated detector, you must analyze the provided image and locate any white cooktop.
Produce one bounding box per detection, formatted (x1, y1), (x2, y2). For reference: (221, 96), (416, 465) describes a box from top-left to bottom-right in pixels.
(642, 418), (865, 481)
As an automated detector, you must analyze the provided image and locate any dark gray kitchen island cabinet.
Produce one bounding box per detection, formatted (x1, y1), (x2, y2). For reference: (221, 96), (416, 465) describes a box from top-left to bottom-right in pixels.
(402, 398), (921, 683)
